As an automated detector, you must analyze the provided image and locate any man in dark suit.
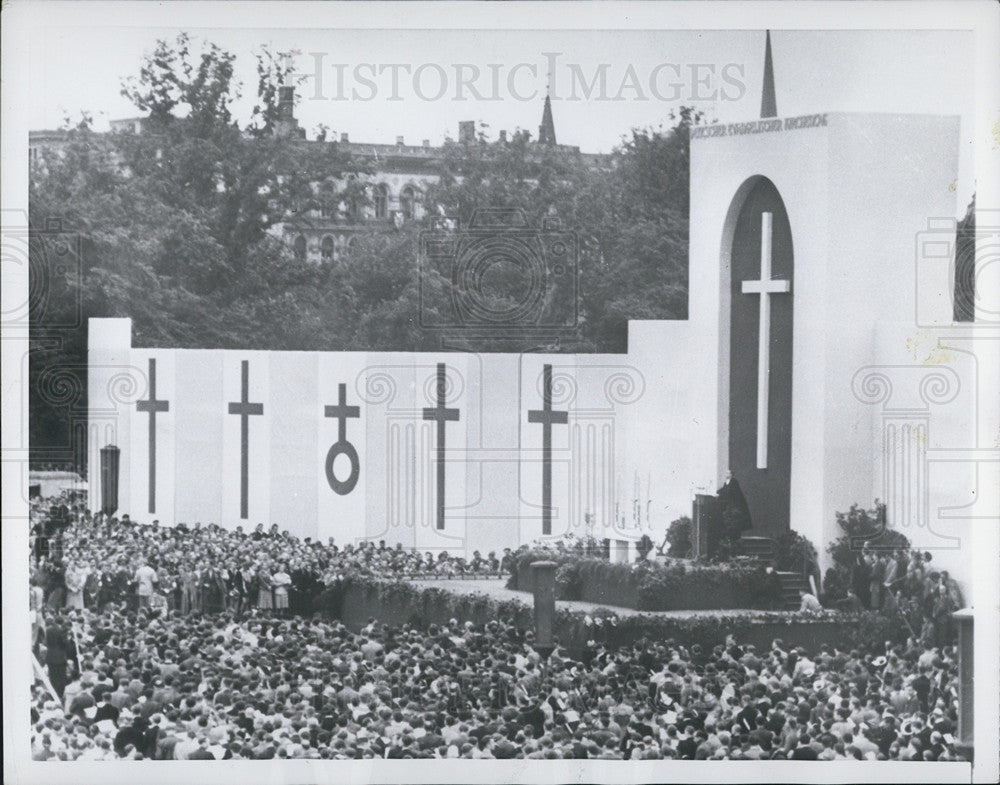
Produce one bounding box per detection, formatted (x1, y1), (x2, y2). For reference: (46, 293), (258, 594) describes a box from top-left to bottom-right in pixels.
(93, 694), (121, 724)
(44, 617), (73, 698)
(737, 694), (761, 732)
(912, 667), (932, 713)
(676, 726), (698, 759)
(68, 682), (96, 718)
(790, 733), (819, 759)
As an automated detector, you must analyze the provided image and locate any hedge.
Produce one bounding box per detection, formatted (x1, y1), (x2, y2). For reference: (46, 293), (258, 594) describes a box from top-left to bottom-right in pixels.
(507, 550), (783, 611)
(315, 574), (904, 656)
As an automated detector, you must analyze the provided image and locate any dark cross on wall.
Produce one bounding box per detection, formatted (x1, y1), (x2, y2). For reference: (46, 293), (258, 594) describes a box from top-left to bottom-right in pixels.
(324, 382), (361, 495)
(136, 357), (169, 514)
(422, 363), (460, 530)
(228, 360), (263, 519)
(528, 364), (568, 535)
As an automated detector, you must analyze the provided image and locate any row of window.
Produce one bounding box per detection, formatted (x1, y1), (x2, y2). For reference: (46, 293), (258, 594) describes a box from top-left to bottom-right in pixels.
(318, 183), (419, 222)
(293, 234), (359, 262)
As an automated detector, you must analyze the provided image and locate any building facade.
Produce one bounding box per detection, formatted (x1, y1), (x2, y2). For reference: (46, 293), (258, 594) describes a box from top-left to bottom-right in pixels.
(30, 89), (604, 266)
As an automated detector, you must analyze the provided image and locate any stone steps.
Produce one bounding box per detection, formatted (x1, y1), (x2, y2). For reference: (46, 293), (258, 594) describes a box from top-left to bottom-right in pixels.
(776, 570), (811, 610)
(739, 535), (777, 563)
(737, 536), (809, 610)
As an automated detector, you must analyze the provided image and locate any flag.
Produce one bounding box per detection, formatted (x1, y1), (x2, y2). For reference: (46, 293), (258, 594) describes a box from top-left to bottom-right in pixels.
(32, 653), (59, 701)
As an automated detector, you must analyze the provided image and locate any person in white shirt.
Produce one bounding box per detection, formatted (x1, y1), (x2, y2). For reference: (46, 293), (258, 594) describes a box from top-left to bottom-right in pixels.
(798, 590), (823, 613)
(134, 560), (158, 609)
(173, 730), (199, 760)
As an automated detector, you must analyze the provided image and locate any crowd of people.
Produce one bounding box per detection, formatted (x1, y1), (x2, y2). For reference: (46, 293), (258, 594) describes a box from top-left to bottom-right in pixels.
(841, 545), (964, 649)
(31, 500), (514, 621)
(28, 497), (968, 762)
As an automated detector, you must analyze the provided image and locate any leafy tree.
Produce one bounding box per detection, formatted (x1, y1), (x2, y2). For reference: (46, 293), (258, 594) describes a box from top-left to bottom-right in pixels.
(399, 109), (701, 353)
(28, 35), (360, 466)
(30, 35), (704, 469)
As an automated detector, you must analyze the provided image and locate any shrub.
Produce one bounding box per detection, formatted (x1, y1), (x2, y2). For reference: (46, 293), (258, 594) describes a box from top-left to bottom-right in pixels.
(665, 516), (692, 558)
(554, 563), (582, 601)
(819, 568), (850, 606)
(505, 547), (576, 592)
(773, 530), (818, 573)
(824, 501), (911, 602)
(636, 534), (654, 561)
(323, 573), (909, 655)
(508, 549), (782, 612)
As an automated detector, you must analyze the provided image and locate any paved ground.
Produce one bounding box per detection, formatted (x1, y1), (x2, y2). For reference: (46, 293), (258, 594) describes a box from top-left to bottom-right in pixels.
(408, 578), (793, 619)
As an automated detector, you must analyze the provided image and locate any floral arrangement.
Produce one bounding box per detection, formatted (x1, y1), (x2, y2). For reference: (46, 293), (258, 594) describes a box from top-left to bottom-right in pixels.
(316, 573), (905, 653)
(506, 548), (783, 611)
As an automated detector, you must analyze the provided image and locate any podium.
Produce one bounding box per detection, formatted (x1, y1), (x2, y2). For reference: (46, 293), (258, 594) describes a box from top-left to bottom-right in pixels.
(692, 494), (720, 559)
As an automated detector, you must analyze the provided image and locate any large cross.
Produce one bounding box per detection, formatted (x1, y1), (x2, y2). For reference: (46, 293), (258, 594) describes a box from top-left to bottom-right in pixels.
(228, 360), (263, 519)
(136, 357), (169, 514)
(740, 211), (791, 469)
(528, 363), (568, 535)
(422, 363), (460, 530)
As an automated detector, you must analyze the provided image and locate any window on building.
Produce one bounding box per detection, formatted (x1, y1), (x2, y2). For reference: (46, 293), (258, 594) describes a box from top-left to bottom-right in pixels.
(293, 235), (307, 262)
(346, 196), (361, 223)
(374, 184), (389, 219)
(321, 235), (334, 262)
(400, 186), (416, 221)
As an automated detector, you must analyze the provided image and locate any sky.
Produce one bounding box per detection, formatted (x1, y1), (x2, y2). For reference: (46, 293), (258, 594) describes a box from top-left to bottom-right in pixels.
(28, 27), (976, 210)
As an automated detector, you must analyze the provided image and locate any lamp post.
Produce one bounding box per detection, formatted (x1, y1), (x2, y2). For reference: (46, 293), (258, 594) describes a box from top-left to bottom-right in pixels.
(99, 445), (121, 517)
(531, 560), (557, 664)
(952, 608), (974, 760)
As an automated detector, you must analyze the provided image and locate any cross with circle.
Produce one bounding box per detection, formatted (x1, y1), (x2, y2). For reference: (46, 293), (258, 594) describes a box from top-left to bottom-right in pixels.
(324, 383), (361, 495)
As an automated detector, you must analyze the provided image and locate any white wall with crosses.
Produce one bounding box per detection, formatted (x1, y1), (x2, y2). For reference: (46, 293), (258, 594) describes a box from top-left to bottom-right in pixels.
(88, 318), (710, 556)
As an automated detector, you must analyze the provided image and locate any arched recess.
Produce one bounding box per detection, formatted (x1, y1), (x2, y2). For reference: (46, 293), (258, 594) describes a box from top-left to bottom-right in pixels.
(293, 235), (307, 262)
(373, 184), (389, 220)
(717, 175), (795, 536)
(321, 235), (335, 262)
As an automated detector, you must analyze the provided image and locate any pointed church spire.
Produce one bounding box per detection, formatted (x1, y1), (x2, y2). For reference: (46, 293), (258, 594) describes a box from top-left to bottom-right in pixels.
(761, 30), (778, 118)
(538, 92), (557, 146)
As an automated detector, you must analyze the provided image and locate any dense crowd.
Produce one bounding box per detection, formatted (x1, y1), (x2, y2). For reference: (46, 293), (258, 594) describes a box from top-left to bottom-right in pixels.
(32, 606), (966, 762)
(28, 497), (968, 762)
(31, 500), (513, 620)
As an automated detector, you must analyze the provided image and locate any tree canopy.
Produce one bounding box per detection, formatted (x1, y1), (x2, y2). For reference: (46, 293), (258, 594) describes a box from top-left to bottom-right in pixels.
(29, 34), (700, 467)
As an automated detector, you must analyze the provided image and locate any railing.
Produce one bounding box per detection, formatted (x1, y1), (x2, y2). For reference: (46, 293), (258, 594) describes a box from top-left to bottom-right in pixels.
(399, 570), (509, 581)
